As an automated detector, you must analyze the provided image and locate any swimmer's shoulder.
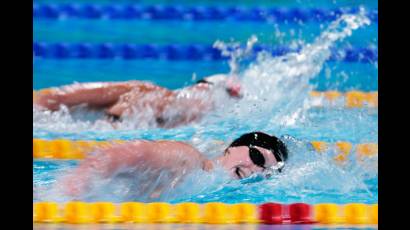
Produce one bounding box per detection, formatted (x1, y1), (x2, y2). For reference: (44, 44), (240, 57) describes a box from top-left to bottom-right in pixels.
(152, 140), (197, 152)
(125, 140), (202, 157)
(126, 80), (164, 89)
(125, 140), (189, 151)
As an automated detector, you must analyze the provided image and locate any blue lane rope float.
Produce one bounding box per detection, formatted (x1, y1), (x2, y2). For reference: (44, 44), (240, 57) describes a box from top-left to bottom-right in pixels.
(33, 4), (378, 23)
(33, 42), (378, 62)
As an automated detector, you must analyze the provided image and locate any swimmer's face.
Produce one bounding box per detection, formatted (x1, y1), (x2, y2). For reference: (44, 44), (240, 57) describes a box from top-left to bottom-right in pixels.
(222, 77), (242, 98)
(222, 146), (278, 179)
(201, 74), (243, 98)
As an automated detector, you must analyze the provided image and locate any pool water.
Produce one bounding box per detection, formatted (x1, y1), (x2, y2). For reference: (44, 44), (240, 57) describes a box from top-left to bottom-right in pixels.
(33, 1), (378, 206)
(34, 19), (377, 45)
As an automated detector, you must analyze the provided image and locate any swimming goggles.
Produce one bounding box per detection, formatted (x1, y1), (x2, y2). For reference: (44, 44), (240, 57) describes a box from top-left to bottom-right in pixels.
(249, 146), (285, 175)
(233, 146), (285, 179)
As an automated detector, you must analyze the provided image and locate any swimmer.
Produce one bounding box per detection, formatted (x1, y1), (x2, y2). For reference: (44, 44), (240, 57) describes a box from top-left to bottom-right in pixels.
(60, 132), (288, 199)
(34, 74), (242, 128)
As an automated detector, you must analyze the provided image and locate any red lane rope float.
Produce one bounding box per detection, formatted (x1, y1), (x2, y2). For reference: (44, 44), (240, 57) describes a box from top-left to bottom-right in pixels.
(33, 202), (378, 225)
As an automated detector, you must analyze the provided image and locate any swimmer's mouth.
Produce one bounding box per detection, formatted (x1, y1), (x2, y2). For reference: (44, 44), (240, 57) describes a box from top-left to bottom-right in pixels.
(234, 167), (244, 179)
(226, 88), (242, 99)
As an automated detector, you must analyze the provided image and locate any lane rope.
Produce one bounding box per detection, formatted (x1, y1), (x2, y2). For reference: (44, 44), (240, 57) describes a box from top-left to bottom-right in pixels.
(310, 91), (378, 108)
(33, 4), (378, 23)
(33, 42), (378, 63)
(33, 138), (378, 161)
(33, 201), (378, 225)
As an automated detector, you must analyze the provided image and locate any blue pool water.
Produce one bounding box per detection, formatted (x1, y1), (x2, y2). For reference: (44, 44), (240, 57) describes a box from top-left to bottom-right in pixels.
(34, 19), (377, 45)
(33, 0), (377, 206)
(34, 59), (377, 91)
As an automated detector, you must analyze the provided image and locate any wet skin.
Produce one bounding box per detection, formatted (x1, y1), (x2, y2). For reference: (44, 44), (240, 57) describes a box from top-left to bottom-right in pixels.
(60, 140), (277, 199)
(34, 81), (214, 128)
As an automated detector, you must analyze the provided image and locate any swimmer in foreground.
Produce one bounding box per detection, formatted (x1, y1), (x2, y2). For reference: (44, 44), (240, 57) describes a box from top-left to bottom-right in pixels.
(34, 74), (242, 128)
(60, 132), (288, 199)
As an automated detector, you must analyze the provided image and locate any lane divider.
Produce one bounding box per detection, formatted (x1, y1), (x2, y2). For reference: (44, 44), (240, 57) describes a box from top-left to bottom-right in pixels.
(33, 89), (378, 108)
(33, 138), (377, 161)
(310, 91), (378, 108)
(33, 202), (378, 225)
(33, 4), (378, 23)
(33, 42), (378, 62)
(310, 141), (378, 163)
(33, 139), (124, 159)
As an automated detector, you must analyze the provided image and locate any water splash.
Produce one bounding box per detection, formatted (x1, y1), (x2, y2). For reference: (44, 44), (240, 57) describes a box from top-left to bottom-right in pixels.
(33, 10), (371, 134)
(213, 35), (258, 76)
(214, 8), (371, 129)
(33, 10), (376, 203)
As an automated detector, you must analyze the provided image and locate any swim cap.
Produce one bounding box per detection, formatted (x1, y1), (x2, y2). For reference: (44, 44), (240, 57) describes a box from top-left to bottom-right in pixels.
(202, 74), (228, 85)
(228, 132), (288, 163)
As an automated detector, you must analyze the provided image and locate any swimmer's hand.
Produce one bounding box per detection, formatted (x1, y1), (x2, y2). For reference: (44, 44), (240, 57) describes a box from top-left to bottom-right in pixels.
(34, 89), (62, 111)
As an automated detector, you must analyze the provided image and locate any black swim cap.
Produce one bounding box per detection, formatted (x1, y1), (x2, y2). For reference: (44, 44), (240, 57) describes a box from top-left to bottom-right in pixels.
(228, 132), (288, 163)
(195, 78), (213, 85)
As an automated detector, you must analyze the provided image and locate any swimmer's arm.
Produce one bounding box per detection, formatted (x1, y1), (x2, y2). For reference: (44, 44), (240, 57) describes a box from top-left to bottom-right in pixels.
(61, 141), (185, 196)
(106, 86), (174, 118)
(148, 142), (212, 198)
(34, 82), (139, 111)
(149, 159), (213, 199)
(61, 141), (208, 197)
(154, 143), (213, 180)
(60, 141), (149, 196)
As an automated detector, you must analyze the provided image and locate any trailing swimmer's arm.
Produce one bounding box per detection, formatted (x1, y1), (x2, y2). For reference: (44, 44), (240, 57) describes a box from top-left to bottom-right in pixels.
(33, 82), (141, 111)
(155, 85), (215, 128)
(105, 85), (174, 119)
